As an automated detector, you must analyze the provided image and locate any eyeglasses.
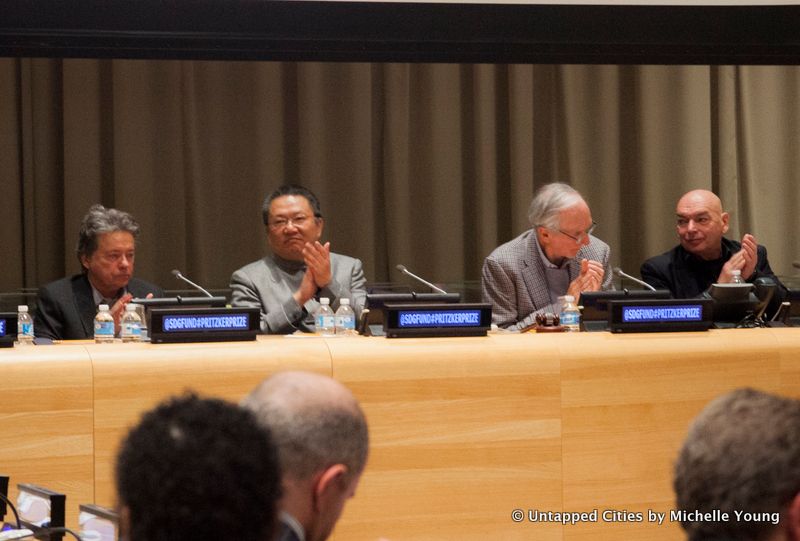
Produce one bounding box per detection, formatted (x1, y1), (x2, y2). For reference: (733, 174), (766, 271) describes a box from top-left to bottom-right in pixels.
(555, 221), (597, 243)
(268, 215), (314, 230)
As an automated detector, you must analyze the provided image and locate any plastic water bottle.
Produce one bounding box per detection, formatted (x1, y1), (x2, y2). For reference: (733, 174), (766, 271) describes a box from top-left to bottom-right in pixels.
(731, 270), (745, 284)
(561, 295), (581, 332)
(17, 305), (34, 345)
(314, 297), (335, 336)
(121, 304), (142, 342)
(94, 304), (115, 343)
(335, 298), (357, 336)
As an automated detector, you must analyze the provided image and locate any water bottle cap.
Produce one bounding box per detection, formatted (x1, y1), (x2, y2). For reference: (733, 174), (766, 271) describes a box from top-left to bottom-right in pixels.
(125, 304), (137, 312)
(340, 298), (350, 306)
(731, 270), (741, 275)
(17, 305), (28, 312)
(320, 297), (330, 305)
(563, 295), (575, 303)
(98, 304), (110, 311)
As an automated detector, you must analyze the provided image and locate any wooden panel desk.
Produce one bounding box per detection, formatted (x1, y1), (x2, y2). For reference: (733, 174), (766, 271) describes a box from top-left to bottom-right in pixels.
(558, 329), (784, 541)
(2, 329), (800, 540)
(0, 343), (93, 529)
(329, 334), (563, 541)
(88, 336), (332, 506)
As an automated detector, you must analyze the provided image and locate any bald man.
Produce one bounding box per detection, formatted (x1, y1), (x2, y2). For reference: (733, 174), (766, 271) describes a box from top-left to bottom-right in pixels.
(641, 189), (786, 315)
(241, 372), (369, 541)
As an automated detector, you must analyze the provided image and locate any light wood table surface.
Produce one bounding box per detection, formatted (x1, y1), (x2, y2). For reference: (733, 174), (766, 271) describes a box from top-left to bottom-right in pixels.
(1, 329), (799, 540)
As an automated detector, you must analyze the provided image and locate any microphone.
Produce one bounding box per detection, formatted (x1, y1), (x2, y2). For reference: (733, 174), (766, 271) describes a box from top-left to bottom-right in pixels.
(614, 267), (656, 291)
(395, 264), (448, 294)
(171, 269), (213, 298)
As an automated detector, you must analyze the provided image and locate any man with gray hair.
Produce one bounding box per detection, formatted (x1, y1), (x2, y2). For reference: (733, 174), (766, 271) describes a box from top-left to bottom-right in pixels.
(242, 371), (369, 541)
(35, 204), (163, 340)
(481, 182), (612, 330)
(674, 388), (800, 541)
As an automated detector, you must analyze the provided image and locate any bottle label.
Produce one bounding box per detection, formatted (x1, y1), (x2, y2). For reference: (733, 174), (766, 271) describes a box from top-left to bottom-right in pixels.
(561, 311), (580, 326)
(315, 315), (335, 329)
(95, 321), (114, 337)
(18, 322), (33, 337)
(122, 323), (142, 337)
(335, 315), (356, 330)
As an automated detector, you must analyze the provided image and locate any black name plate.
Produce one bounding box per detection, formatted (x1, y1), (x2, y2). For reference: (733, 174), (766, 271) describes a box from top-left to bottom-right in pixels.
(0, 312), (17, 347)
(383, 303), (492, 338)
(149, 307), (260, 343)
(609, 299), (713, 333)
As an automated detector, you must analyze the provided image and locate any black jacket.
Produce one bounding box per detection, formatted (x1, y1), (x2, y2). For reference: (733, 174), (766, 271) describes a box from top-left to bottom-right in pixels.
(640, 237), (787, 317)
(34, 273), (163, 340)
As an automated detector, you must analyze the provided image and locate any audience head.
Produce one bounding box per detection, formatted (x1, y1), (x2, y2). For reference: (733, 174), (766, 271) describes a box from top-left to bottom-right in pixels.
(528, 182), (595, 262)
(261, 185), (324, 262)
(675, 189), (730, 260)
(76, 204), (140, 297)
(674, 388), (800, 541)
(116, 392), (281, 541)
(242, 371), (369, 541)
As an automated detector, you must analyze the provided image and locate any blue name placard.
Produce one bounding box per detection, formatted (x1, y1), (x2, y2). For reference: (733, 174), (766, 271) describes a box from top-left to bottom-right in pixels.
(0, 319), (5, 337)
(162, 314), (250, 333)
(622, 305), (703, 323)
(383, 302), (491, 338)
(398, 309), (482, 328)
(609, 299), (712, 333)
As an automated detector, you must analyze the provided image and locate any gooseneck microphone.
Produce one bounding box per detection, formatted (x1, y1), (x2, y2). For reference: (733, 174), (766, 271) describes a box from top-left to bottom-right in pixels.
(395, 264), (448, 294)
(614, 267), (656, 291)
(171, 269), (213, 298)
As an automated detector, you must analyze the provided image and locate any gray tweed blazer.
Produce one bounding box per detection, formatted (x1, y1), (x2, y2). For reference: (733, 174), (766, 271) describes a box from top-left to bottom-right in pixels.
(481, 229), (613, 330)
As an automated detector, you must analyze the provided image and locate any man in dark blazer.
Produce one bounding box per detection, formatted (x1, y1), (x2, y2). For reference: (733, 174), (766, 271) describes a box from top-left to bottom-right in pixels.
(230, 184), (367, 334)
(35, 205), (163, 340)
(481, 183), (613, 330)
(640, 189), (786, 316)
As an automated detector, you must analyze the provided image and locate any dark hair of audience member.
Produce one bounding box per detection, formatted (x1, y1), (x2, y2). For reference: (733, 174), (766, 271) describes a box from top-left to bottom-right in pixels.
(116, 393), (281, 541)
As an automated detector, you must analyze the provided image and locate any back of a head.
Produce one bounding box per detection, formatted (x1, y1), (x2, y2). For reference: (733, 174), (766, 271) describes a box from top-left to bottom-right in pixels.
(674, 388), (800, 541)
(527, 182), (585, 230)
(242, 371), (369, 482)
(116, 393), (281, 541)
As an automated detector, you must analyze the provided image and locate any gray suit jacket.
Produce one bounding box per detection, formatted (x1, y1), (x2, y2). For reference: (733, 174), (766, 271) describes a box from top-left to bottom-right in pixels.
(481, 229), (613, 330)
(34, 274), (163, 340)
(230, 253), (367, 334)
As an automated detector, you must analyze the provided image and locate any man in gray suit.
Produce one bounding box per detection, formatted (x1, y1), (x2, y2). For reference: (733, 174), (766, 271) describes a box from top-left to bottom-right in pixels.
(481, 183), (613, 330)
(242, 371), (370, 541)
(230, 185), (367, 334)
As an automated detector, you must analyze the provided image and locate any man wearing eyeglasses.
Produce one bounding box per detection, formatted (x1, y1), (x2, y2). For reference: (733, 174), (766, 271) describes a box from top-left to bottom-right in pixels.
(640, 189), (786, 313)
(230, 184), (367, 334)
(481, 182), (613, 330)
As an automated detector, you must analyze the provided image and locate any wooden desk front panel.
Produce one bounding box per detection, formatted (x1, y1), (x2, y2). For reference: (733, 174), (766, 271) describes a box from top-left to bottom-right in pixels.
(328, 334), (563, 541)
(0, 345), (94, 529)
(4, 329), (800, 538)
(560, 330), (785, 541)
(89, 336), (333, 507)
